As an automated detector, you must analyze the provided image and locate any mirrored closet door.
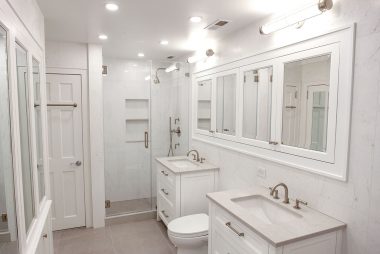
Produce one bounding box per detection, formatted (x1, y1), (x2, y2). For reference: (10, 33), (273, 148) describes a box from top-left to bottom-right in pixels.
(0, 25), (19, 254)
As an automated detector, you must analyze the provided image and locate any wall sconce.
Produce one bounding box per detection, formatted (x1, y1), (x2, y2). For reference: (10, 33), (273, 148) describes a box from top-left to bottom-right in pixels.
(259, 0), (333, 35)
(187, 49), (215, 64)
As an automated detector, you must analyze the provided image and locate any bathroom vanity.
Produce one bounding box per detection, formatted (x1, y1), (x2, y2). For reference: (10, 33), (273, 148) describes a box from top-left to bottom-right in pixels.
(207, 187), (345, 254)
(156, 156), (219, 225)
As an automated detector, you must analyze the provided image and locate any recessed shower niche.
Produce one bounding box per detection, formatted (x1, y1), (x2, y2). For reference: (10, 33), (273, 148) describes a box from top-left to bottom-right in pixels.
(125, 98), (149, 143)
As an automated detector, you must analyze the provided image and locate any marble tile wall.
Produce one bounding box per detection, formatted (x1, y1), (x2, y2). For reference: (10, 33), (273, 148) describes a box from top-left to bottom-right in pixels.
(190, 0), (380, 253)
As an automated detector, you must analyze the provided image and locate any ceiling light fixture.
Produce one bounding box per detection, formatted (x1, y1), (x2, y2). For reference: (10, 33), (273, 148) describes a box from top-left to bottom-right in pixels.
(160, 40), (169, 45)
(105, 3), (119, 11)
(98, 34), (108, 40)
(259, 0), (333, 35)
(138, 53), (145, 57)
(190, 16), (202, 23)
(187, 49), (215, 63)
(165, 63), (180, 73)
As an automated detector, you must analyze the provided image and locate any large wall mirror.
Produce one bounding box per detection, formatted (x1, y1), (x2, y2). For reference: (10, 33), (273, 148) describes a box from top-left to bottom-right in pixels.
(15, 42), (36, 233)
(192, 26), (353, 180)
(0, 26), (19, 254)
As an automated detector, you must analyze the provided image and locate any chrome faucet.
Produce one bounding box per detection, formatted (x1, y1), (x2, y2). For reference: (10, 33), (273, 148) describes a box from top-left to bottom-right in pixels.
(187, 149), (200, 162)
(270, 183), (290, 204)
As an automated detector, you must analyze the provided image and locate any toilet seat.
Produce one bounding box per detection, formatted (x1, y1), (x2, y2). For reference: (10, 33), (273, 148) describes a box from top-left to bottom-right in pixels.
(168, 214), (209, 238)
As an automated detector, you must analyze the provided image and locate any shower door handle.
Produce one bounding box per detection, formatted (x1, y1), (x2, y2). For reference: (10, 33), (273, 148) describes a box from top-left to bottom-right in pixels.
(144, 131), (149, 148)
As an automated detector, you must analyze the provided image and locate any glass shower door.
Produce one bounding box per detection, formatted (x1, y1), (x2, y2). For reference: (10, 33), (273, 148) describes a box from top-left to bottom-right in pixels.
(103, 59), (153, 217)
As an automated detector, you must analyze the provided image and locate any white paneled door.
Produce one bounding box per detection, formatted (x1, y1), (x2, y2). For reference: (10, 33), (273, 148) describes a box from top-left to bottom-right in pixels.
(46, 74), (85, 230)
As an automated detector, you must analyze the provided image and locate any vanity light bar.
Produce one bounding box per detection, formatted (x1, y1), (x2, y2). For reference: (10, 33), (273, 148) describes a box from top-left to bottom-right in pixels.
(259, 0), (333, 35)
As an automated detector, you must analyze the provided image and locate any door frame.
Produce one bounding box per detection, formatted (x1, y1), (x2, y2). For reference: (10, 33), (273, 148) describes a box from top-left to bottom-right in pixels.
(46, 68), (92, 228)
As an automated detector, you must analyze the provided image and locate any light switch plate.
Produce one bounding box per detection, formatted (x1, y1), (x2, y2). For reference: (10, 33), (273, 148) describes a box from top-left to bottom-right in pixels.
(257, 167), (267, 179)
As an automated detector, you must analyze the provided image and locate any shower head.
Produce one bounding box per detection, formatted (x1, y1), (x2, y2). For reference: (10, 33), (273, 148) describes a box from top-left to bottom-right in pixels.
(153, 67), (166, 84)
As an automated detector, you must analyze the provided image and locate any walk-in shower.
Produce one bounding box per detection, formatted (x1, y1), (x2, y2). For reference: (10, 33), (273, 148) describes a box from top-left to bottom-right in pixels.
(102, 59), (190, 219)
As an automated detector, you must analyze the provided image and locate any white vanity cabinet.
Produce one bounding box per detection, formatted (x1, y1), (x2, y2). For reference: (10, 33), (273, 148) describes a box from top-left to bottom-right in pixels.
(156, 157), (219, 225)
(207, 188), (345, 254)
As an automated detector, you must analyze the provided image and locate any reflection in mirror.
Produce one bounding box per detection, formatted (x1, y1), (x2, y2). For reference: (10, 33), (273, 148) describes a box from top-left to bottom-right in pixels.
(242, 67), (273, 141)
(32, 58), (45, 202)
(216, 73), (236, 135)
(16, 42), (35, 233)
(0, 26), (19, 254)
(282, 54), (331, 152)
(197, 79), (212, 130)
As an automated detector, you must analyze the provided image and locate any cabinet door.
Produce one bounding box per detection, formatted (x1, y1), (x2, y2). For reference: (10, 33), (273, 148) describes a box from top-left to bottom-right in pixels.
(238, 60), (277, 150)
(194, 75), (214, 135)
(212, 227), (244, 254)
(274, 44), (339, 163)
(215, 69), (238, 139)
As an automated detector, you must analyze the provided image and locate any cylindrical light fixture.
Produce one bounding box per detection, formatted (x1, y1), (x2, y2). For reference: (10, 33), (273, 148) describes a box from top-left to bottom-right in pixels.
(165, 63), (180, 73)
(259, 0), (333, 35)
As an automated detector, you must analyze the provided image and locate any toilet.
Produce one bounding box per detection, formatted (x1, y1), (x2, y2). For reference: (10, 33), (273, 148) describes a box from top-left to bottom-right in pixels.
(167, 213), (209, 254)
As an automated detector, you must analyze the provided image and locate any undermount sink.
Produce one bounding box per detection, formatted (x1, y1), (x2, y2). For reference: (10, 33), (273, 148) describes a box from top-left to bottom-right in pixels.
(231, 195), (302, 225)
(169, 159), (198, 168)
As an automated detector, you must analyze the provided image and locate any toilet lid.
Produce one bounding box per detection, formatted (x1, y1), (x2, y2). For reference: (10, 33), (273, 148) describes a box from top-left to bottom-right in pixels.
(168, 214), (209, 238)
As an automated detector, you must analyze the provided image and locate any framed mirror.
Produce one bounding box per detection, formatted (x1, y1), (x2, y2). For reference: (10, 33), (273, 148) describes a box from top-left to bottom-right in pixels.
(15, 42), (36, 233)
(0, 25), (19, 254)
(197, 79), (212, 131)
(281, 54), (331, 152)
(32, 57), (45, 202)
(242, 66), (273, 142)
(216, 73), (236, 135)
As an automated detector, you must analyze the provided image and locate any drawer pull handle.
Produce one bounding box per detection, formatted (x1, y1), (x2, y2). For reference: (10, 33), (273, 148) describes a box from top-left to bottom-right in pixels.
(161, 170), (169, 176)
(161, 188), (169, 195)
(225, 222), (244, 237)
(161, 210), (169, 218)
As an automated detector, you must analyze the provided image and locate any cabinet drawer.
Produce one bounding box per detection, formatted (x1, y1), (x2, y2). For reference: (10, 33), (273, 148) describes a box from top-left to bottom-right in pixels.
(157, 164), (176, 187)
(213, 206), (269, 254)
(158, 179), (176, 206)
(158, 195), (175, 225)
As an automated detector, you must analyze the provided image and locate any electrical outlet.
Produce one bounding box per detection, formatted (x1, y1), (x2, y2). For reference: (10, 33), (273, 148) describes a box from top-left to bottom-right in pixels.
(257, 167), (266, 179)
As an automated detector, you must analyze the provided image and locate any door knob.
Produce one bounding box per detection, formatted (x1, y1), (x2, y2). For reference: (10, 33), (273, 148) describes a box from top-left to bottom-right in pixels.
(72, 161), (82, 166)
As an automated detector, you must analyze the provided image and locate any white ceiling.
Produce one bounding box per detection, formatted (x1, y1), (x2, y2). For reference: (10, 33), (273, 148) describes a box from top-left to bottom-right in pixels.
(37, 0), (308, 60)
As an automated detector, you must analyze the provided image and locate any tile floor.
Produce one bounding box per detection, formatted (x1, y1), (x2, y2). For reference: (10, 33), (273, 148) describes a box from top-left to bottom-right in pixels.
(53, 219), (176, 254)
(0, 240), (18, 254)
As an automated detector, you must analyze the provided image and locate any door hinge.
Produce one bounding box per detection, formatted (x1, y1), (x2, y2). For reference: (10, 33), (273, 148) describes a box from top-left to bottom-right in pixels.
(270, 75), (273, 83)
(254, 75), (259, 83)
(105, 200), (111, 208)
(1, 213), (7, 222)
(244, 75), (246, 83)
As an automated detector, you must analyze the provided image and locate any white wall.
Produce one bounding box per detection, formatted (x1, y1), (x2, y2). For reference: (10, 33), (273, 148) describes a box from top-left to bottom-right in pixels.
(190, 0), (380, 253)
(8, 0), (45, 49)
(45, 41), (88, 69)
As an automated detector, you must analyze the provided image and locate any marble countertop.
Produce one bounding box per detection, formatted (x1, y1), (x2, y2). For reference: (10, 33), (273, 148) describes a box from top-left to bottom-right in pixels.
(207, 187), (346, 247)
(156, 156), (219, 173)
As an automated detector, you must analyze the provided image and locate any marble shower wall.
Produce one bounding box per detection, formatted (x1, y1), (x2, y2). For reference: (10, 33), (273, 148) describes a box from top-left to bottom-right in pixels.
(190, 0), (380, 253)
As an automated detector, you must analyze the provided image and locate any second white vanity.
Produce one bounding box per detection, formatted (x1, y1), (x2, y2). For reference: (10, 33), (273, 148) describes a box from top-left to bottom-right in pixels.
(156, 155), (219, 225)
(207, 186), (346, 254)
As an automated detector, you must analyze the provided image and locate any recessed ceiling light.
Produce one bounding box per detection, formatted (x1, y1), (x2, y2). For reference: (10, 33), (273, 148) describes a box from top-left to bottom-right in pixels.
(105, 3), (119, 11)
(138, 53), (145, 57)
(190, 16), (202, 23)
(160, 40), (169, 45)
(98, 34), (108, 40)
